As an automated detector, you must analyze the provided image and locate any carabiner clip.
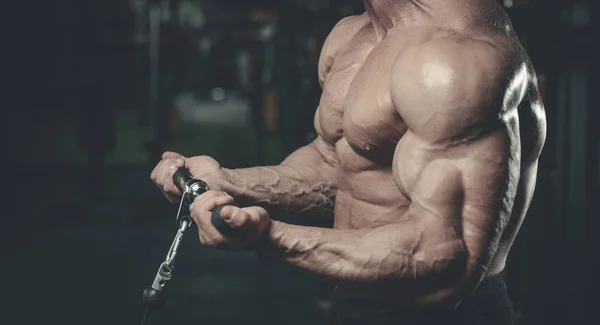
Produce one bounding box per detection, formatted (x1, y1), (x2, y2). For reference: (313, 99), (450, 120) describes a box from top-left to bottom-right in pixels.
(175, 179), (210, 226)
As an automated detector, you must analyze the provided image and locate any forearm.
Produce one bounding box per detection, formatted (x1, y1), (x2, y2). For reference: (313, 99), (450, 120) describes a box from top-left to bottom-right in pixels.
(262, 218), (473, 306)
(220, 140), (338, 218)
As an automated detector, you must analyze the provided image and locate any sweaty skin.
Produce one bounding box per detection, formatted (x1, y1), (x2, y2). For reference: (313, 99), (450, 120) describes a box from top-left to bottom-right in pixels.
(186, 0), (546, 307)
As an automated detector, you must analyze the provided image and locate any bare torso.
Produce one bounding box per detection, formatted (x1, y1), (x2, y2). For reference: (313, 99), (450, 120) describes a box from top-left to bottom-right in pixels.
(315, 5), (544, 276)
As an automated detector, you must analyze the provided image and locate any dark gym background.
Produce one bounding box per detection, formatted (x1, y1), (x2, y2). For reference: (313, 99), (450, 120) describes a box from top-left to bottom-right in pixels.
(3, 0), (597, 324)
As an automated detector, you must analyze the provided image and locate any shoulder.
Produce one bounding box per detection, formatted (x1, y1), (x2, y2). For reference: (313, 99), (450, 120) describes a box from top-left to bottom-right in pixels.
(390, 30), (521, 140)
(322, 14), (370, 56)
(318, 14), (370, 87)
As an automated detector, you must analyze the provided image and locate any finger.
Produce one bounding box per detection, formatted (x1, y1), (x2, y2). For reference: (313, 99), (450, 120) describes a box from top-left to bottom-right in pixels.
(171, 157), (186, 169)
(190, 193), (234, 234)
(220, 206), (267, 232)
(190, 191), (233, 212)
(190, 190), (229, 207)
(160, 158), (186, 194)
(219, 206), (248, 229)
(152, 162), (165, 189)
(153, 159), (173, 186)
(150, 166), (157, 182)
(150, 160), (165, 183)
(165, 192), (180, 204)
(162, 151), (185, 159)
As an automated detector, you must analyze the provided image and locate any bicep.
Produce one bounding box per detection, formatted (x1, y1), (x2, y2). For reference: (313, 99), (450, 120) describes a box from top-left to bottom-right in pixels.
(393, 125), (516, 275)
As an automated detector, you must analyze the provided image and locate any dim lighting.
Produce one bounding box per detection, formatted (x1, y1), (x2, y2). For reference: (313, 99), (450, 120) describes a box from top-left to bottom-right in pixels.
(572, 4), (590, 27)
(259, 24), (276, 41)
(211, 88), (226, 101)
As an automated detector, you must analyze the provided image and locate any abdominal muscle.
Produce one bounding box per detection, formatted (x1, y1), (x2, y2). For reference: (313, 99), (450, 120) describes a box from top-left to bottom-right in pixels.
(332, 137), (411, 230)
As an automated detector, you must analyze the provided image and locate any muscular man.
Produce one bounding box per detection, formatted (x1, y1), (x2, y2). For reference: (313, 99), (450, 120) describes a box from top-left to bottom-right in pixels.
(151, 0), (546, 324)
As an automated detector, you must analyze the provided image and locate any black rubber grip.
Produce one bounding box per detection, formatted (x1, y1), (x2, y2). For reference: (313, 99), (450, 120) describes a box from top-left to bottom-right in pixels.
(212, 204), (236, 236)
(142, 287), (166, 310)
(173, 168), (193, 191)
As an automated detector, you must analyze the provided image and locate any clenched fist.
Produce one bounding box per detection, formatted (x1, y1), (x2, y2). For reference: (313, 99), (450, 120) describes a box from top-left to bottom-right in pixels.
(150, 151), (227, 204)
(190, 190), (271, 251)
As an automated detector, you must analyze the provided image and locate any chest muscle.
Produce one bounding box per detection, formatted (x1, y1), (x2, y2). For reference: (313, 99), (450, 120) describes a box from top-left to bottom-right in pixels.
(317, 32), (408, 166)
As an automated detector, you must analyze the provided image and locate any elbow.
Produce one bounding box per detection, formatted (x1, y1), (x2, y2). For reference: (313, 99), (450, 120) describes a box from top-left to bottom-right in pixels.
(342, 252), (474, 307)
(395, 244), (477, 308)
(412, 254), (485, 308)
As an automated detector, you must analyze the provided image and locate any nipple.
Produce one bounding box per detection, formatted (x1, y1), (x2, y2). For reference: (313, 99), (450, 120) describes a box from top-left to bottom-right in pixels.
(363, 142), (375, 152)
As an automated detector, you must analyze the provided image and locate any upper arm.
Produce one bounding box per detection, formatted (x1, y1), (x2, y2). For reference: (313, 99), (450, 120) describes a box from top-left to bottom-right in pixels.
(390, 36), (520, 279)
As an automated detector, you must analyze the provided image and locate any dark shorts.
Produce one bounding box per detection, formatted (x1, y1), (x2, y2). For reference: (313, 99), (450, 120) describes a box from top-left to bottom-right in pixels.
(330, 274), (514, 325)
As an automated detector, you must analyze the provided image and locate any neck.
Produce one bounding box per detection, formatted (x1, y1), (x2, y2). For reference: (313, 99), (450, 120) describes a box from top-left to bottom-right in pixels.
(364, 0), (488, 38)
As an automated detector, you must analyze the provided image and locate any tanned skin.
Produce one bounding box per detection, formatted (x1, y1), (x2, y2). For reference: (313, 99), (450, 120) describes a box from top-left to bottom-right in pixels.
(151, 0), (546, 307)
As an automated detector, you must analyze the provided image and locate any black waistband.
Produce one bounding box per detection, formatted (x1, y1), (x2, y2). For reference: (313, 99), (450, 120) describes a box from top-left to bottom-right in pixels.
(331, 274), (514, 325)
(460, 273), (514, 311)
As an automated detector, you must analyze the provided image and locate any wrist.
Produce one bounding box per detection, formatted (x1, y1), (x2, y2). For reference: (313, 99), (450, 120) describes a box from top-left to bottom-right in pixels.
(255, 220), (282, 256)
(204, 168), (230, 193)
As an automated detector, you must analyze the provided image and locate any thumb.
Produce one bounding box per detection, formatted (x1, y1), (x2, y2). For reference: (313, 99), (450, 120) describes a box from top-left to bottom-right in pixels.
(224, 206), (268, 231)
(220, 205), (241, 225)
(174, 157), (186, 167)
(162, 151), (185, 159)
(220, 206), (256, 231)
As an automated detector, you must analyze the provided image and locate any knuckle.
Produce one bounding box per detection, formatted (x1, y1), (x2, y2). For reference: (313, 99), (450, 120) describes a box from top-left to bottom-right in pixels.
(243, 210), (255, 222)
(242, 212), (254, 226)
(229, 209), (244, 226)
(233, 208), (244, 220)
(203, 191), (219, 200)
(253, 207), (266, 217)
(217, 196), (231, 205)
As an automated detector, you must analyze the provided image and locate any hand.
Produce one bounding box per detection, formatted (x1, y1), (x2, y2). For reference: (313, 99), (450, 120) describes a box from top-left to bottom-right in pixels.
(150, 151), (226, 204)
(190, 190), (271, 251)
